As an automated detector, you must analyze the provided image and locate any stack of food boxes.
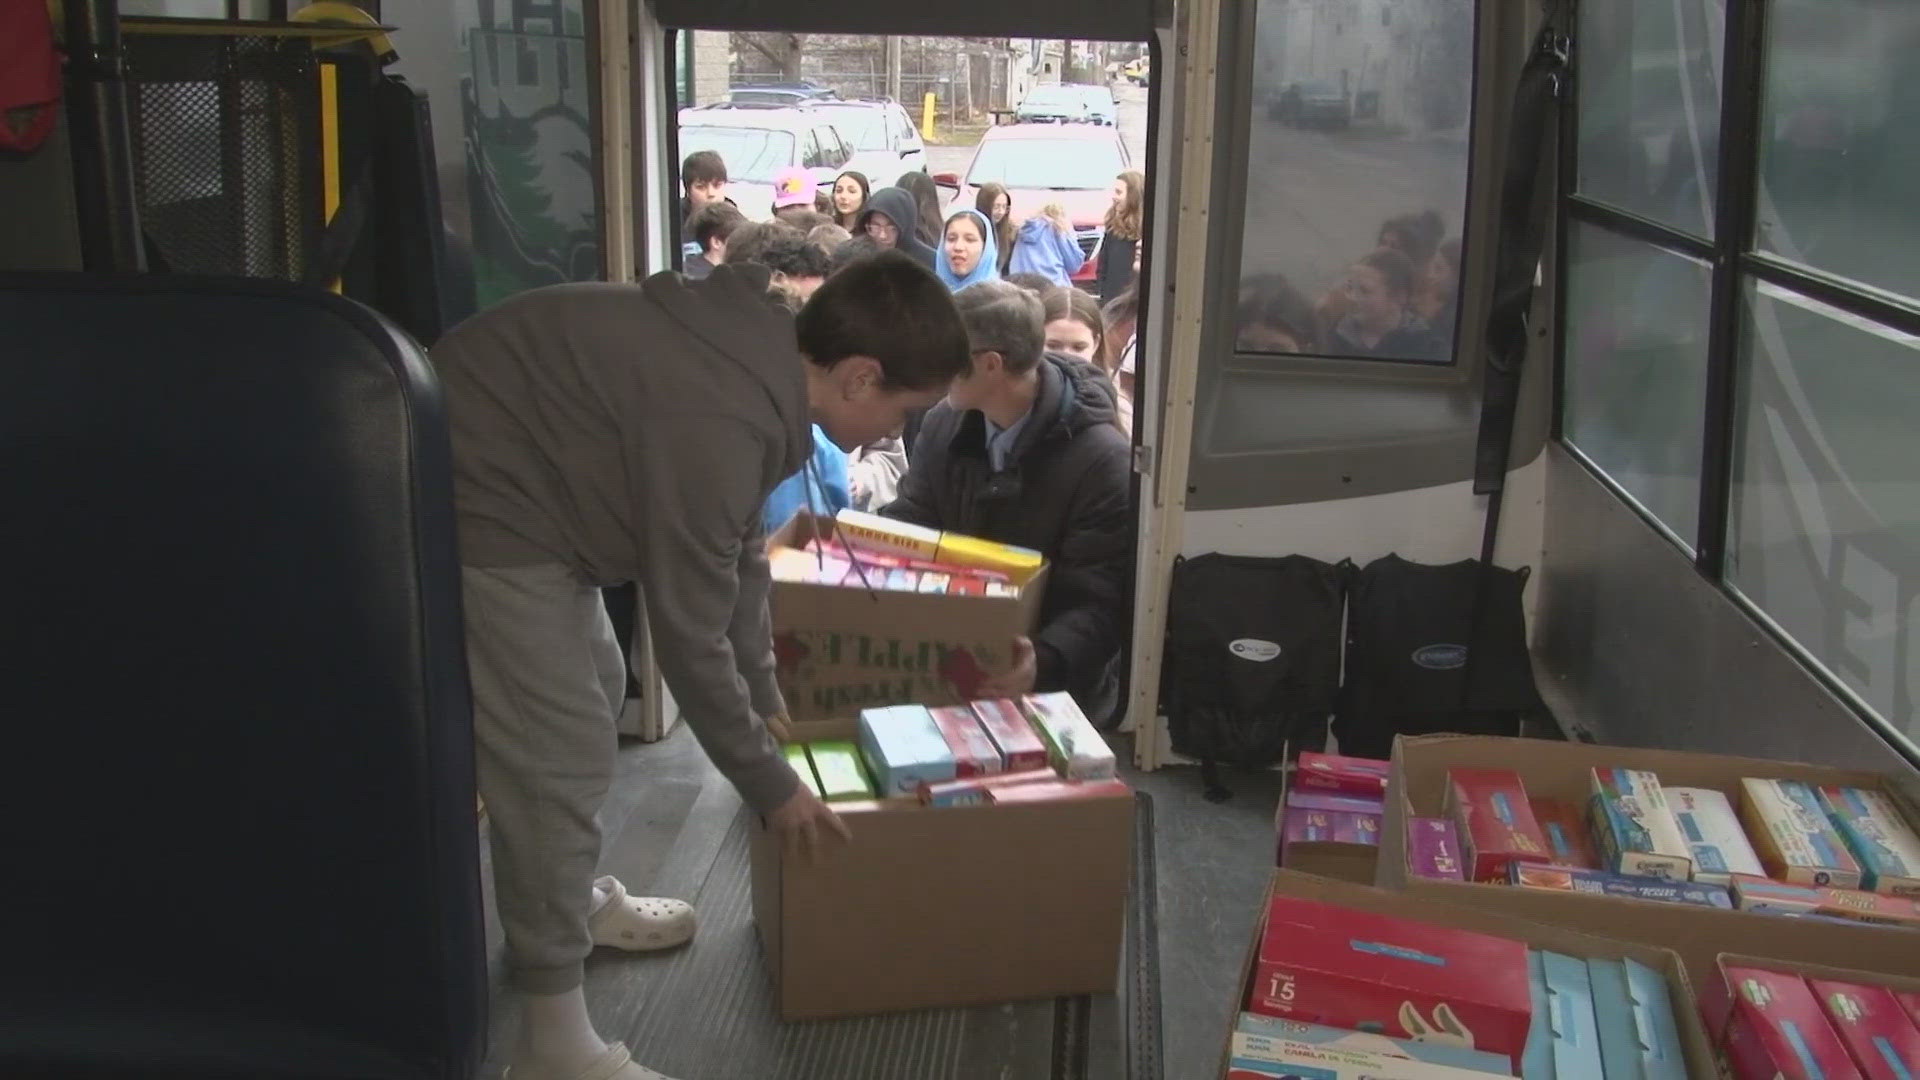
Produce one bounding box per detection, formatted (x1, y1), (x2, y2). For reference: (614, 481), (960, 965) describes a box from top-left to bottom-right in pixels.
(1278, 752), (1390, 862)
(768, 509), (1041, 596)
(781, 691), (1123, 806)
(1716, 964), (1920, 1079)
(1397, 763), (1920, 929)
(1228, 893), (1693, 1078)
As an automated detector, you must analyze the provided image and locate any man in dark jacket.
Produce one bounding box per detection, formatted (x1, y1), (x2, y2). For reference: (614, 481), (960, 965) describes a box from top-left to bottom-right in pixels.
(881, 280), (1133, 723)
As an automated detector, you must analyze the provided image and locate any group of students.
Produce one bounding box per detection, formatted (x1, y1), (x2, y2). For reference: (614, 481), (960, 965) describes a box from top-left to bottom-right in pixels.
(422, 150), (1146, 1080)
(1235, 208), (1463, 362)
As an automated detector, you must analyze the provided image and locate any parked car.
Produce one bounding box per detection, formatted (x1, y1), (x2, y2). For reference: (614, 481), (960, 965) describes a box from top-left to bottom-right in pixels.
(676, 106), (856, 219)
(1123, 57), (1151, 86)
(933, 122), (1133, 285)
(727, 82), (838, 107)
(1013, 84), (1092, 124)
(1072, 84), (1119, 126)
(1268, 80), (1351, 128)
(804, 97), (929, 177)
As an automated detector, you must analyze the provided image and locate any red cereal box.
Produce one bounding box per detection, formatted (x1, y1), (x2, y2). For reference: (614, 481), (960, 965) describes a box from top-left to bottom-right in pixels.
(968, 698), (1049, 771)
(1293, 751), (1390, 798)
(1898, 990), (1920, 1031)
(986, 778), (1130, 804)
(927, 705), (1005, 778)
(1531, 797), (1601, 869)
(1444, 768), (1552, 882)
(918, 768), (1058, 807)
(1251, 894), (1532, 1065)
(1722, 967), (1862, 1080)
(1810, 980), (1920, 1080)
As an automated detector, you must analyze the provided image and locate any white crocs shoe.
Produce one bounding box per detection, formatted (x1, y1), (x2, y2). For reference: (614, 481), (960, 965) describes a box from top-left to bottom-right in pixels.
(588, 875), (697, 952)
(504, 1042), (678, 1080)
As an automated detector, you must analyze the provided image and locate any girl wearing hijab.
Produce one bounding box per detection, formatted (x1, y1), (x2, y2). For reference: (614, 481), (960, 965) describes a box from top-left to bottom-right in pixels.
(896, 171), (945, 247)
(976, 183), (1017, 275)
(830, 171), (869, 231)
(935, 208), (1000, 293)
(854, 186), (938, 270)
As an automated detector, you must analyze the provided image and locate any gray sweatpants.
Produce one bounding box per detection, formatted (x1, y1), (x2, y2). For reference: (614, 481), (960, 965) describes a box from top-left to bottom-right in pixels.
(464, 563), (628, 994)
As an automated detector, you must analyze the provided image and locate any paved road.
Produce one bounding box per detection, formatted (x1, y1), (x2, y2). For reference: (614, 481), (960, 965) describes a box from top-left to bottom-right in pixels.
(926, 81), (1151, 182)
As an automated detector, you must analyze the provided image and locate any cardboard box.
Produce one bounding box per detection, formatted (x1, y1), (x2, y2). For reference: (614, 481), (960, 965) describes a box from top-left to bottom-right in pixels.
(1378, 735), (1920, 998)
(1742, 777), (1864, 889)
(969, 698), (1049, 771)
(1818, 785), (1920, 897)
(1249, 894), (1533, 1061)
(1444, 768), (1551, 882)
(926, 704), (1004, 778)
(1720, 965), (1861, 1080)
(1530, 797), (1600, 869)
(1234, 1013), (1511, 1074)
(767, 512), (1047, 723)
(1668, 786), (1765, 887)
(1809, 978), (1920, 1079)
(1218, 871), (1721, 1080)
(1590, 768), (1693, 881)
(1294, 751), (1392, 798)
(1729, 874), (1920, 928)
(752, 716), (1132, 1020)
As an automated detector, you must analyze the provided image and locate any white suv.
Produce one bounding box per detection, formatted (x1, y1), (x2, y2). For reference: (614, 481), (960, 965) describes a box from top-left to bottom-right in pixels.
(677, 105), (860, 220)
(803, 98), (929, 181)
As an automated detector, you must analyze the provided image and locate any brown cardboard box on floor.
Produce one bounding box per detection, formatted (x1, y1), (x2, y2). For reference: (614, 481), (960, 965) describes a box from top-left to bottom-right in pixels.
(751, 714), (1133, 1020)
(1273, 790), (1381, 886)
(766, 512), (1049, 724)
(1217, 870), (1721, 1079)
(1376, 734), (1920, 995)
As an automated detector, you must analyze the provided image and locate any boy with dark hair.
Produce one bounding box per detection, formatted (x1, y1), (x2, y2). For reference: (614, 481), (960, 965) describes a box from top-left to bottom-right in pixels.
(679, 151), (731, 264)
(744, 230), (834, 300)
(434, 250), (968, 1080)
(881, 280), (1134, 726)
(685, 201), (745, 281)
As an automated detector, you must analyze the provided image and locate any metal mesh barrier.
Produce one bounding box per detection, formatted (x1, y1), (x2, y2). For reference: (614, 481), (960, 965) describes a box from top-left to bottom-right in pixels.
(124, 33), (321, 280)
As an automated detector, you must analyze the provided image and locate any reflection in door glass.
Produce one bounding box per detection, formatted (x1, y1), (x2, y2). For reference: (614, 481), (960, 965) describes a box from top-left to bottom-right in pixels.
(1729, 282), (1920, 744)
(1239, 0), (1475, 363)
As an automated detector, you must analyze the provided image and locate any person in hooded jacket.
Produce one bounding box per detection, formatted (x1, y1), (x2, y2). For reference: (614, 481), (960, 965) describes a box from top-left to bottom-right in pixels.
(935, 208), (1001, 293)
(434, 252), (969, 1080)
(855, 186), (937, 270)
(1009, 203), (1090, 288)
(880, 280), (1133, 725)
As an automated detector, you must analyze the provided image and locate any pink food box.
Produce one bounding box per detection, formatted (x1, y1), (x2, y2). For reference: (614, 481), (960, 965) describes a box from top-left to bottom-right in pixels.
(1407, 816), (1466, 881)
(1899, 991), (1920, 1030)
(1283, 809), (1381, 848)
(926, 705), (1004, 778)
(1285, 789), (1386, 816)
(966, 698), (1049, 771)
(1294, 751), (1391, 797)
(1810, 979), (1920, 1080)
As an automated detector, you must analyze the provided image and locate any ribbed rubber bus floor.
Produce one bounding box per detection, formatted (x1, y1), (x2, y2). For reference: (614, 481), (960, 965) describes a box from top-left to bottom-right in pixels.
(479, 730), (1160, 1080)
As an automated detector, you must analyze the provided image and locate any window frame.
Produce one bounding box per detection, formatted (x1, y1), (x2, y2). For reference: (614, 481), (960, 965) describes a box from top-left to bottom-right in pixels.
(1554, 0), (1920, 756)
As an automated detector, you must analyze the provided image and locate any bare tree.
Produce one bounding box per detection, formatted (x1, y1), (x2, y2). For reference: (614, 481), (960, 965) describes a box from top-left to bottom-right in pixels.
(733, 32), (805, 81)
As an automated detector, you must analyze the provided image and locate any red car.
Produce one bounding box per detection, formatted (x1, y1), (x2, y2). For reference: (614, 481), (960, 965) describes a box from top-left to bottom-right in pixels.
(934, 122), (1133, 285)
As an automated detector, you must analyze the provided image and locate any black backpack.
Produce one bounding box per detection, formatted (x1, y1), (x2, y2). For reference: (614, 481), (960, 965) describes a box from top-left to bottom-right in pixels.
(1163, 554), (1350, 798)
(1333, 555), (1545, 760)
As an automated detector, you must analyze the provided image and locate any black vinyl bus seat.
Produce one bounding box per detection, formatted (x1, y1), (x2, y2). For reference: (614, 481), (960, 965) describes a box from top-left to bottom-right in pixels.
(0, 275), (485, 1080)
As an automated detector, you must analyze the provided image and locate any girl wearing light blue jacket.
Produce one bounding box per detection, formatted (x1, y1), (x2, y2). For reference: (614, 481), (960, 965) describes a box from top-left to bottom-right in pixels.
(934, 208), (1002, 293)
(1007, 203), (1087, 288)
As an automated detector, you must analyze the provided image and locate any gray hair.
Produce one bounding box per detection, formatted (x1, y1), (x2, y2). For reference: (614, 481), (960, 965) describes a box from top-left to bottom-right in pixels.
(952, 280), (1045, 375)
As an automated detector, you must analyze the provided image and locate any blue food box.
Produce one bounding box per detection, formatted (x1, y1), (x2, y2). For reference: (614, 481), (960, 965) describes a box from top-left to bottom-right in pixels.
(1234, 1013), (1511, 1074)
(1587, 957), (1688, 1080)
(1509, 862), (1733, 909)
(1817, 784), (1920, 897)
(857, 704), (956, 796)
(1521, 951), (1602, 1080)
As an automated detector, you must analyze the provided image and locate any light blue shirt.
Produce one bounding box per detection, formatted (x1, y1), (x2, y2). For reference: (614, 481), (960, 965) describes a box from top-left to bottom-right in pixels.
(983, 404), (1034, 473)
